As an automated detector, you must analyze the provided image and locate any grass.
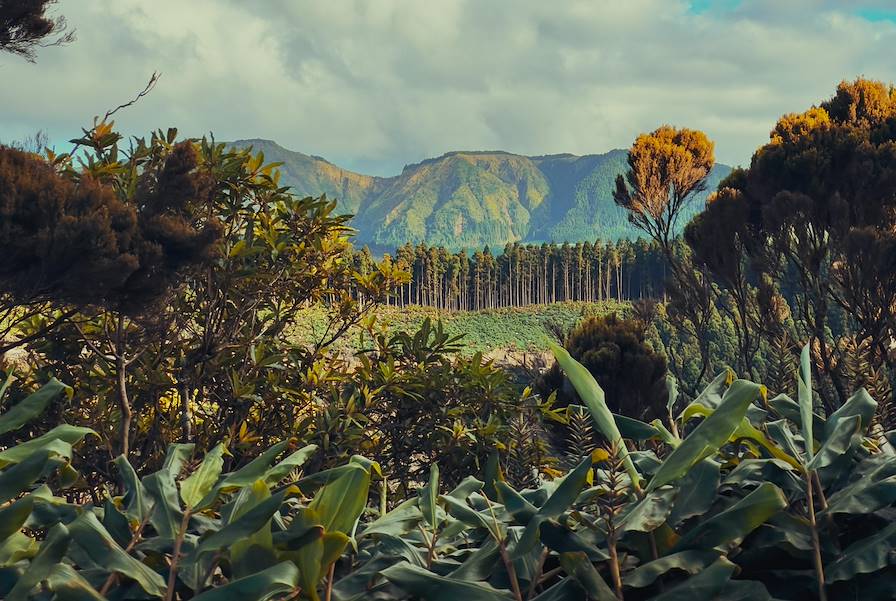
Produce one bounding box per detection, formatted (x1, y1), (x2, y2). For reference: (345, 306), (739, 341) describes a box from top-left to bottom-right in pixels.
(291, 301), (629, 355)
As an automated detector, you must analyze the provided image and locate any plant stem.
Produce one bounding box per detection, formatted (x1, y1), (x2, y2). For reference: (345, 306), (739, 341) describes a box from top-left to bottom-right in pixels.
(607, 534), (624, 600)
(165, 509), (192, 601)
(497, 540), (524, 601)
(324, 562), (335, 601)
(806, 473), (828, 601)
(526, 548), (550, 600)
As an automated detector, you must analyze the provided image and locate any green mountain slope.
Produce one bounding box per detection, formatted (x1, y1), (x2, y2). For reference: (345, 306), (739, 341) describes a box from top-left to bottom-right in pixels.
(231, 139), (732, 250)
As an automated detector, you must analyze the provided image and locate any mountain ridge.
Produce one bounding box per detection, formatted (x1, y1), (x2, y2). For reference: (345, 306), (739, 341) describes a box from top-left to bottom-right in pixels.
(230, 139), (732, 251)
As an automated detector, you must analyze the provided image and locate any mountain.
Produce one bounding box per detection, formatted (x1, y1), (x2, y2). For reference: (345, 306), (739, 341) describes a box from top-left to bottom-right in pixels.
(230, 139), (732, 251)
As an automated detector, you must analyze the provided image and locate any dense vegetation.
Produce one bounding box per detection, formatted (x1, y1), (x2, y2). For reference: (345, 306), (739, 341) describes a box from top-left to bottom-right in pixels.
(3, 7), (896, 597)
(231, 141), (731, 251)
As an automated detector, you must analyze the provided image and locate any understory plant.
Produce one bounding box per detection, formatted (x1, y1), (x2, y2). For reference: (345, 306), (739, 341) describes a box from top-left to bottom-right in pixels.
(3, 342), (896, 600)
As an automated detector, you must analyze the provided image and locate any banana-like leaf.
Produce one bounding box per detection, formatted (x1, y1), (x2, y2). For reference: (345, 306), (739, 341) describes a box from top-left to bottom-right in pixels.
(231, 480), (276, 579)
(625, 549), (720, 588)
(648, 557), (737, 601)
(496, 482), (538, 523)
(421, 464), (440, 528)
(308, 456), (376, 535)
(0, 496), (34, 542)
(0, 425), (94, 467)
(649, 380), (762, 492)
(361, 497), (423, 538)
(614, 414), (663, 441)
(6, 523), (70, 601)
(181, 443), (225, 509)
(824, 388), (877, 440)
(550, 342), (642, 491)
(530, 578), (588, 601)
(440, 495), (499, 539)
(667, 459), (720, 526)
(0, 378), (69, 436)
(193, 489), (288, 559)
(673, 482), (787, 551)
(558, 552), (617, 601)
(0, 449), (59, 504)
(67, 512), (166, 597)
(797, 343), (814, 464)
(381, 562), (516, 600)
(191, 561), (300, 601)
(113, 455), (147, 522)
(46, 563), (107, 601)
(825, 520), (896, 583)
(448, 539), (500, 581)
(0, 530), (38, 566)
(262, 444), (318, 486)
(618, 487), (677, 535)
(824, 456), (896, 515)
(512, 456), (591, 558)
(807, 414), (862, 471)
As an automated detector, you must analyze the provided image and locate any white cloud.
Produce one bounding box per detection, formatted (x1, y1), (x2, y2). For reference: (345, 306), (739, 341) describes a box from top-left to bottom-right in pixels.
(1, 0), (894, 174)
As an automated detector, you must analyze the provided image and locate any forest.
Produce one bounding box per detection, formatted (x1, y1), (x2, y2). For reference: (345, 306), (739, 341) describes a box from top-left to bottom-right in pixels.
(4, 2), (896, 601)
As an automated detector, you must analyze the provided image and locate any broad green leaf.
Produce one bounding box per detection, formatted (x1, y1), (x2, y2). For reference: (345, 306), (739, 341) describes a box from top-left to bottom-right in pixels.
(381, 562), (516, 600)
(625, 550), (720, 588)
(649, 557), (737, 601)
(6, 524), (70, 601)
(181, 443), (225, 508)
(824, 388), (877, 440)
(0, 531), (38, 566)
(308, 456), (375, 534)
(262, 444), (317, 485)
(668, 459), (720, 526)
(614, 414), (662, 441)
(68, 512), (166, 597)
(219, 440), (289, 489)
(361, 497), (423, 538)
(649, 379), (762, 492)
(421, 464), (440, 528)
(440, 495), (497, 538)
(673, 483), (787, 551)
(0, 378), (69, 436)
(667, 373), (679, 414)
(191, 561), (300, 601)
(449, 539), (500, 581)
(0, 496), (33, 542)
(0, 425), (94, 467)
(807, 415), (862, 471)
(231, 480), (276, 578)
(512, 456), (592, 558)
(558, 552), (616, 601)
(495, 482), (537, 523)
(824, 456), (896, 515)
(550, 343), (642, 491)
(0, 449), (59, 504)
(798, 343), (814, 463)
(46, 564), (107, 601)
(113, 454), (147, 522)
(618, 487), (677, 535)
(825, 520), (896, 583)
(194, 489), (287, 558)
(530, 578), (587, 601)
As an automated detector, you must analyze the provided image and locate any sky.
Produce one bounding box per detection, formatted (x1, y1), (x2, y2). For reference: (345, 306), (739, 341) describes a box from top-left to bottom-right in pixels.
(1, 0), (895, 176)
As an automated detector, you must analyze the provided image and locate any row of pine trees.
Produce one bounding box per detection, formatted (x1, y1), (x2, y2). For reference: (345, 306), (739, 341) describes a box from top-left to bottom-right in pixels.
(351, 239), (671, 310)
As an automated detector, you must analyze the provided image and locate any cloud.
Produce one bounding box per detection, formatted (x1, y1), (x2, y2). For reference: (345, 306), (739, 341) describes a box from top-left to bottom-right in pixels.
(0, 0), (894, 175)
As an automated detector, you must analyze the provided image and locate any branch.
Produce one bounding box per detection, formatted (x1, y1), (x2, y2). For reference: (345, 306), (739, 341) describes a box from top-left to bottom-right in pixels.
(102, 72), (161, 122)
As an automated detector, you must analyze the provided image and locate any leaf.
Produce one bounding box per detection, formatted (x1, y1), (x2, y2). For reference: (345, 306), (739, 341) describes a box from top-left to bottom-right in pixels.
(0, 496), (33, 542)
(673, 483), (787, 551)
(113, 455), (147, 522)
(440, 495), (496, 537)
(448, 539), (500, 581)
(231, 480), (276, 578)
(6, 524), (70, 601)
(649, 379), (762, 492)
(648, 557), (737, 601)
(824, 456), (896, 515)
(807, 415), (862, 471)
(308, 456), (375, 534)
(798, 343), (814, 463)
(181, 443), (225, 508)
(550, 343), (642, 491)
(558, 552), (617, 601)
(530, 578), (587, 601)
(381, 562), (516, 600)
(46, 564), (107, 601)
(625, 550), (720, 588)
(825, 520), (896, 583)
(0, 378), (69, 436)
(194, 489), (288, 558)
(421, 464), (440, 528)
(824, 388), (877, 440)
(618, 487), (677, 535)
(668, 459), (721, 526)
(512, 456), (592, 558)
(0, 424), (94, 467)
(191, 561), (300, 601)
(0, 449), (59, 504)
(262, 444), (317, 485)
(68, 512), (166, 597)
(495, 482), (538, 523)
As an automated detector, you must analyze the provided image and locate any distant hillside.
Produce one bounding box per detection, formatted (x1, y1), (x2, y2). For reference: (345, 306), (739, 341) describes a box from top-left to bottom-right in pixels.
(231, 139), (732, 250)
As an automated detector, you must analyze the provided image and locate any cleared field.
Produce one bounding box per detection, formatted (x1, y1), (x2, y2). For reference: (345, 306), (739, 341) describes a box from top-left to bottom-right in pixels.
(291, 300), (629, 355)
